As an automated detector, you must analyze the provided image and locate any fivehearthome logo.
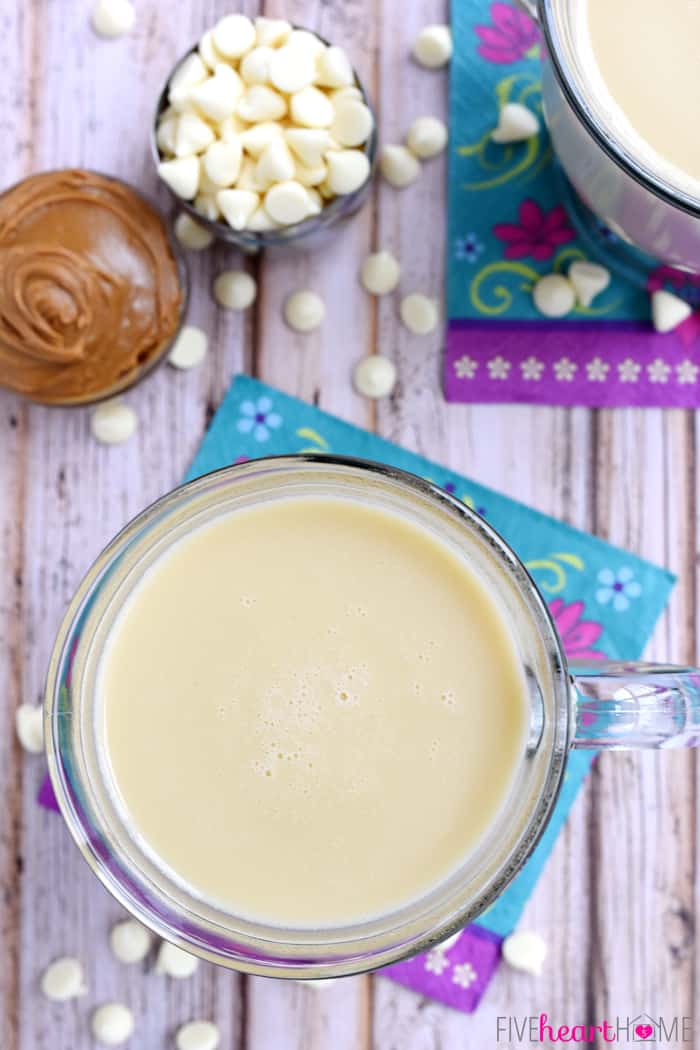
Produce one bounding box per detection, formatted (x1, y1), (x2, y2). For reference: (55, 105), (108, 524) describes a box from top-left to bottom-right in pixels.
(496, 1012), (694, 1043)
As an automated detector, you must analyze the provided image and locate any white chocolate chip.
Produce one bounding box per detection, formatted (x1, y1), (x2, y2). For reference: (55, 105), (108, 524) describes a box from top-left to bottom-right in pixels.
(315, 46), (354, 89)
(213, 270), (257, 310)
(15, 704), (44, 754)
(330, 86), (363, 103)
(269, 45), (316, 94)
(256, 138), (296, 186)
(400, 293), (439, 334)
(568, 261), (611, 308)
(91, 400), (138, 445)
(406, 116), (447, 159)
(294, 159), (327, 186)
(156, 115), (178, 156)
(155, 941), (200, 978)
(502, 930), (547, 976)
(158, 156), (200, 200)
(286, 29), (326, 59)
(194, 193), (221, 222)
(264, 181), (313, 225)
(168, 54), (209, 109)
(360, 250), (400, 295)
(651, 289), (692, 333)
(198, 156), (221, 195)
(189, 65), (243, 123)
(238, 84), (287, 123)
(330, 98), (373, 147)
(532, 274), (576, 318)
(284, 290), (325, 332)
(217, 188), (260, 230)
(174, 212), (214, 251)
(203, 138), (243, 187)
(176, 1020), (221, 1050)
(41, 957), (87, 1001)
(218, 114), (247, 142)
(175, 112), (215, 158)
(240, 46), (275, 85)
(236, 158), (266, 193)
(255, 17), (292, 48)
(379, 144), (420, 188)
(290, 86), (334, 128)
(413, 24), (452, 68)
(246, 205), (279, 232)
(353, 355), (397, 398)
(491, 102), (539, 144)
(91, 0), (135, 38)
(109, 919), (153, 964)
(239, 121), (284, 158)
(91, 1003), (135, 1046)
(325, 149), (370, 195)
(305, 187), (323, 214)
(168, 325), (208, 370)
(285, 127), (331, 167)
(198, 30), (221, 71)
(212, 14), (256, 60)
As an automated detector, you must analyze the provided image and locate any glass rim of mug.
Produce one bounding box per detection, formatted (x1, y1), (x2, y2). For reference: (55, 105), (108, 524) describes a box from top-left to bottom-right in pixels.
(538, 0), (700, 218)
(44, 454), (572, 978)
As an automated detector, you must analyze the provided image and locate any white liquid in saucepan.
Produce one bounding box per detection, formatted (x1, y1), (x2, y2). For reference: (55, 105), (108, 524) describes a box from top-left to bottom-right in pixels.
(98, 498), (527, 926)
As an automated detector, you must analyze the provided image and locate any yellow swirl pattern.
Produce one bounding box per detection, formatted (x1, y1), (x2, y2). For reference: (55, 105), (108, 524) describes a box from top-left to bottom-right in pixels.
(470, 261), (540, 315)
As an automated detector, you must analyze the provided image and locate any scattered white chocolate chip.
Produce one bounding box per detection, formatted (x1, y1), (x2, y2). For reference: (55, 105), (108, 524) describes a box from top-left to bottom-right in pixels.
(109, 919), (153, 964)
(406, 116), (447, 159)
(502, 930), (547, 976)
(412, 24), (452, 68)
(175, 112), (215, 158)
(41, 957), (87, 1001)
(168, 326), (208, 370)
(532, 273), (576, 318)
(217, 188), (260, 230)
(325, 149), (370, 195)
(212, 14), (256, 60)
(651, 289), (692, 333)
(400, 293), (439, 334)
(285, 128), (332, 167)
(360, 250), (401, 295)
(155, 941), (200, 979)
(265, 181), (313, 225)
(331, 98), (374, 147)
(168, 54), (209, 110)
(255, 16), (291, 48)
(256, 138), (296, 186)
(213, 271), (257, 311)
(379, 144), (420, 188)
(290, 86), (334, 128)
(198, 30), (220, 71)
(239, 46), (274, 85)
(203, 138), (243, 188)
(315, 46), (354, 89)
(284, 290), (325, 332)
(91, 400), (138, 445)
(286, 29), (326, 59)
(239, 121), (284, 158)
(269, 45), (316, 94)
(176, 1020), (221, 1050)
(353, 355), (397, 399)
(157, 157), (200, 199)
(174, 212), (214, 251)
(91, 1003), (135, 1046)
(567, 260), (610, 308)
(238, 84), (287, 123)
(491, 102), (539, 144)
(90, 0), (135, 38)
(189, 65), (243, 123)
(15, 704), (44, 754)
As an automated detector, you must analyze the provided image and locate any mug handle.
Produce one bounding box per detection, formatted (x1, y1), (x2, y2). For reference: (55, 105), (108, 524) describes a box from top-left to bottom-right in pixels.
(570, 663), (700, 749)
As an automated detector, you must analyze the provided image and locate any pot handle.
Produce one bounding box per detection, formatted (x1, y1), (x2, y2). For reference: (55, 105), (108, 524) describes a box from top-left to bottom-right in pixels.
(570, 663), (700, 749)
(514, 0), (539, 21)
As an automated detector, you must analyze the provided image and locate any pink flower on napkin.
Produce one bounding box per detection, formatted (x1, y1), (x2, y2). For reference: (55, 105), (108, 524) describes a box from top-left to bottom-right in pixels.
(549, 599), (605, 661)
(475, 2), (540, 63)
(493, 200), (575, 261)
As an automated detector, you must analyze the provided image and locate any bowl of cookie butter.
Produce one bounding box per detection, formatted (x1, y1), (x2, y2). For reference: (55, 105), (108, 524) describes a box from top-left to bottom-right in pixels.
(152, 14), (377, 250)
(0, 169), (188, 406)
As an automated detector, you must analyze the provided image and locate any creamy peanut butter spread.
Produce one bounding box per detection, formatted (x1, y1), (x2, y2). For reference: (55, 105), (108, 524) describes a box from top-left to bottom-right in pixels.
(0, 170), (183, 403)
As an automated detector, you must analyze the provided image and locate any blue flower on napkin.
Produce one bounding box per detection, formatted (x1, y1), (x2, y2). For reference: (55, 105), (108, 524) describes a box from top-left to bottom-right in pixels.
(236, 397), (283, 442)
(596, 567), (642, 612)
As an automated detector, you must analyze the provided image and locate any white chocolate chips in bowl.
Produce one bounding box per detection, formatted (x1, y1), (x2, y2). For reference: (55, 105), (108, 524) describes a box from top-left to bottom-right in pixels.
(153, 15), (376, 249)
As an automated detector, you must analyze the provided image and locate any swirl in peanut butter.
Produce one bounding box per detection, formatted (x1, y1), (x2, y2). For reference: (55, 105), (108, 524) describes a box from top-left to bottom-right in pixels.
(0, 170), (183, 403)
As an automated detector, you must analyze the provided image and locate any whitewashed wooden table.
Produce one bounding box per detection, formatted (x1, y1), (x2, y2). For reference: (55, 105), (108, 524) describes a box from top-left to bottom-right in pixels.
(1, 2), (698, 1047)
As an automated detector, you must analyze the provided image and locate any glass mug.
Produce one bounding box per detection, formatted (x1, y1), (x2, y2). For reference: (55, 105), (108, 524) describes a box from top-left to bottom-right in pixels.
(45, 456), (700, 979)
(518, 0), (700, 271)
